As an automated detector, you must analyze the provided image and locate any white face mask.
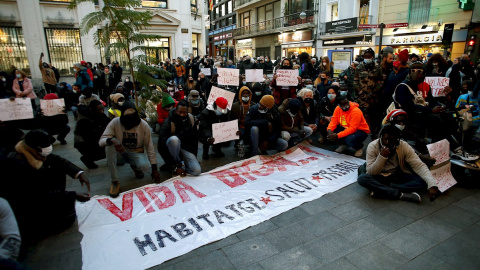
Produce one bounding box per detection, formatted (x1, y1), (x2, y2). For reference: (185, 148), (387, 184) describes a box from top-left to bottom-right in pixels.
(395, 124), (405, 131)
(118, 101), (125, 106)
(242, 97), (250, 103)
(468, 91), (474, 97)
(364, 59), (373, 65)
(125, 79), (130, 82)
(305, 85), (313, 90)
(322, 62), (327, 66)
(340, 91), (348, 96)
(16, 74), (21, 79)
(1, 78), (5, 82)
(40, 145), (53, 157)
(258, 108), (268, 114)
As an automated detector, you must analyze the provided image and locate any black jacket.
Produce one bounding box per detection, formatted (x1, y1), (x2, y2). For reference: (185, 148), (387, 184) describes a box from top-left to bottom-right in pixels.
(198, 107), (231, 141)
(244, 103), (281, 144)
(159, 109), (199, 155)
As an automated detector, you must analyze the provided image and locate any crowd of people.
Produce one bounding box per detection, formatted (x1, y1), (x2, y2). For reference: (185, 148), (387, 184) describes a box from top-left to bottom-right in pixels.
(0, 48), (479, 266)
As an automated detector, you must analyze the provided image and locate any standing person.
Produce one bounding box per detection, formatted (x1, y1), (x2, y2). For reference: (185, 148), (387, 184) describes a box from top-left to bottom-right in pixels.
(73, 63), (93, 91)
(81, 61), (94, 81)
(174, 60), (186, 86)
(39, 93), (70, 145)
(270, 58), (301, 105)
(75, 100), (111, 169)
(99, 102), (161, 198)
(93, 63), (105, 96)
(327, 96), (370, 157)
(319, 56), (334, 78)
(264, 56), (274, 74)
(12, 69), (36, 110)
(158, 100), (201, 176)
(102, 66), (115, 104)
(339, 61), (359, 100)
(111, 61), (123, 86)
(164, 59), (176, 80)
(39, 53), (57, 94)
(298, 52), (315, 79)
(381, 53), (394, 83)
(384, 49), (410, 100)
(198, 97), (231, 159)
(425, 53), (449, 77)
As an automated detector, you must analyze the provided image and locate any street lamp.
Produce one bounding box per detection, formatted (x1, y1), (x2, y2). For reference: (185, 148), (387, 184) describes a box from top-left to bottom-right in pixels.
(299, 11), (307, 20)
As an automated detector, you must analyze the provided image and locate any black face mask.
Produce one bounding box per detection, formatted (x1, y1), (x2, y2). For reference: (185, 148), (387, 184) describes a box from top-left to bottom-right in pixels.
(172, 113), (188, 123)
(120, 113), (141, 130)
(304, 98), (314, 104)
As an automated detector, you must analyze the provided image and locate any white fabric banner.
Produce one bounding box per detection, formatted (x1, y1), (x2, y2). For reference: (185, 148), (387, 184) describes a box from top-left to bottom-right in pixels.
(76, 143), (364, 270)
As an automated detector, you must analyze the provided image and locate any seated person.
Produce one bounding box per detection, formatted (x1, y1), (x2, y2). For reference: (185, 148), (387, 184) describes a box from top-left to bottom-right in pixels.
(318, 85), (340, 143)
(158, 100), (201, 176)
(187, 90), (205, 116)
(231, 86), (256, 147)
(58, 82), (75, 111)
(0, 130), (90, 241)
(297, 88), (319, 143)
(99, 102), (160, 198)
(456, 81), (480, 153)
(327, 96), (370, 157)
(245, 95), (288, 155)
(251, 82), (267, 104)
(78, 87), (100, 106)
(0, 197), (21, 263)
(75, 100), (111, 169)
(108, 93), (125, 119)
(278, 98), (313, 146)
(39, 93), (70, 145)
(198, 97), (231, 159)
(358, 124), (440, 203)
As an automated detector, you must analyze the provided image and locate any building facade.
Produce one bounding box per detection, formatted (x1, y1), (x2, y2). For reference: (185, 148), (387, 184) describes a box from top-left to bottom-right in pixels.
(207, 0), (236, 59)
(0, 0), (206, 86)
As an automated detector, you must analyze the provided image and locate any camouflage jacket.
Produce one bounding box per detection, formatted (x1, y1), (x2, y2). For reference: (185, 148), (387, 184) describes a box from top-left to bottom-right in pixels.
(354, 63), (383, 108)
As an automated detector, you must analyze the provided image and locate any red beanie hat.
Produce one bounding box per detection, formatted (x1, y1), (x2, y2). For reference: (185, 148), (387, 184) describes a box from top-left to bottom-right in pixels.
(43, 93), (59, 100)
(386, 109), (407, 122)
(398, 49), (409, 63)
(215, 97), (228, 109)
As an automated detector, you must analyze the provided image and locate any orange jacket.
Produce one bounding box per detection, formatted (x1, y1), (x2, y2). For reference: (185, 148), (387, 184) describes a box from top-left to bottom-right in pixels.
(175, 65), (186, 77)
(327, 101), (370, 138)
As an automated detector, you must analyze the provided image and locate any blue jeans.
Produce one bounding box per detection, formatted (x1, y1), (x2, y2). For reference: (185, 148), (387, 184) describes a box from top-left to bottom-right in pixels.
(250, 126), (288, 155)
(175, 77), (184, 86)
(334, 127), (368, 150)
(106, 145), (144, 182)
(166, 136), (201, 176)
(358, 171), (428, 199)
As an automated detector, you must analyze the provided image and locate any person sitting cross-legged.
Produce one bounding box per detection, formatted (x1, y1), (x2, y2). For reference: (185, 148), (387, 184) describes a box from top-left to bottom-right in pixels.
(357, 124), (440, 203)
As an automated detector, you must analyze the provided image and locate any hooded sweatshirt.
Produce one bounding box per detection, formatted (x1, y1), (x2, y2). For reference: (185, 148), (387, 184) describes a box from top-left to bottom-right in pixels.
(231, 86), (255, 129)
(157, 95), (178, 124)
(327, 101), (370, 138)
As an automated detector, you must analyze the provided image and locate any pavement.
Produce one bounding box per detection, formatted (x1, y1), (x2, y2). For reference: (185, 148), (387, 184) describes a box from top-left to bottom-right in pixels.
(20, 111), (480, 270)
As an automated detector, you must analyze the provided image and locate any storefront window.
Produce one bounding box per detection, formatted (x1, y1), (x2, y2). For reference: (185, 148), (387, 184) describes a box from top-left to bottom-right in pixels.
(145, 37), (170, 62)
(359, 0), (370, 24)
(192, 34), (199, 57)
(142, 0), (167, 8)
(45, 28), (83, 76)
(0, 27), (29, 75)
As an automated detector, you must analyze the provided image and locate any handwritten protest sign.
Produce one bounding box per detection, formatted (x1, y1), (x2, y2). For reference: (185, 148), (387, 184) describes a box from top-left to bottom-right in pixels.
(217, 68), (239, 86)
(40, 98), (66, 116)
(430, 163), (457, 192)
(200, 68), (211, 76)
(424, 77), (450, 97)
(0, 98), (34, 121)
(212, 119), (239, 144)
(275, 69), (299, 86)
(427, 139), (449, 166)
(245, 69), (264, 82)
(207, 86), (235, 110)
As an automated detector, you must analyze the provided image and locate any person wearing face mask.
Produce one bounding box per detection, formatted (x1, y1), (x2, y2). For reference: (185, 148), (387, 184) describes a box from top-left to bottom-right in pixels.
(357, 124), (440, 203)
(100, 102), (161, 197)
(79, 87), (100, 106)
(157, 94), (178, 128)
(455, 80), (480, 150)
(251, 82), (267, 104)
(232, 87), (256, 148)
(108, 93), (125, 119)
(174, 84), (185, 101)
(0, 130), (91, 241)
(270, 58), (301, 105)
(318, 56), (334, 78)
(339, 61), (358, 100)
(73, 63), (93, 91)
(39, 93), (70, 145)
(158, 100), (201, 176)
(12, 69), (36, 110)
(297, 89), (319, 143)
(185, 75), (198, 97)
(244, 95), (287, 155)
(174, 61), (186, 86)
(425, 53), (448, 77)
(197, 72), (209, 101)
(318, 86), (340, 143)
(39, 53), (57, 94)
(187, 90), (205, 116)
(75, 100), (111, 169)
(123, 76), (134, 98)
(198, 97), (232, 160)
(327, 96), (370, 157)
(313, 71), (332, 101)
(278, 98), (313, 146)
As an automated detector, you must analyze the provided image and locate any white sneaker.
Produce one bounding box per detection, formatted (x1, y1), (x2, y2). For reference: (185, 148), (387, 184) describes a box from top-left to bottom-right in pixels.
(452, 147), (479, 161)
(354, 148), (364, 157)
(335, 145), (348, 153)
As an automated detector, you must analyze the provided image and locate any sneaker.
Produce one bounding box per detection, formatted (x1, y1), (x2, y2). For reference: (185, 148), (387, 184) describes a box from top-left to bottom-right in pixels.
(80, 156), (98, 169)
(452, 147), (479, 161)
(317, 136), (324, 144)
(335, 145), (348, 153)
(400, 192), (421, 204)
(109, 182), (120, 198)
(354, 148), (364, 157)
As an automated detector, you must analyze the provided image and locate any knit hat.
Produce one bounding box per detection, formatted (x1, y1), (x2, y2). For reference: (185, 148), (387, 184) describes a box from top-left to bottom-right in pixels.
(216, 97), (228, 109)
(427, 53), (433, 57)
(288, 98), (301, 114)
(161, 95), (175, 108)
(73, 63), (85, 70)
(398, 49), (409, 63)
(410, 61), (425, 70)
(25, 129), (55, 149)
(110, 93), (125, 104)
(43, 93), (58, 100)
(260, 95), (275, 109)
(386, 109), (407, 122)
(188, 90), (200, 100)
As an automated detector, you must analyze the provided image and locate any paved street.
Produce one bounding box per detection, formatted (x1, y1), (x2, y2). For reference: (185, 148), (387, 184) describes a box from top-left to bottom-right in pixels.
(21, 112), (480, 270)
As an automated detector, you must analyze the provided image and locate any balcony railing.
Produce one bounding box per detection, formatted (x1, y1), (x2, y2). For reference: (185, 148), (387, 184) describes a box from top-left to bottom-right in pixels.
(318, 16), (373, 36)
(234, 11), (316, 38)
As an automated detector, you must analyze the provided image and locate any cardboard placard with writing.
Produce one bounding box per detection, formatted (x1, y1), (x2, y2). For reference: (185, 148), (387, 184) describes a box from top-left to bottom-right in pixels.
(207, 86), (235, 110)
(40, 98), (66, 116)
(217, 68), (239, 86)
(212, 120), (239, 144)
(0, 98), (34, 121)
(245, 69), (264, 82)
(201, 68), (211, 76)
(275, 69), (299, 86)
(424, 77), (450, 97)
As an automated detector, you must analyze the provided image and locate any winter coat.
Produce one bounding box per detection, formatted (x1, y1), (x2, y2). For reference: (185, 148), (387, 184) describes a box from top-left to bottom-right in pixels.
(327, 101), (370, 138)
(12, 78), (36, 99)
(278, 98), (305, 134)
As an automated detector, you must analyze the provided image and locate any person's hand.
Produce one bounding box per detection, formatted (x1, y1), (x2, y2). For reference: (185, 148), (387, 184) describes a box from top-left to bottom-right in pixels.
(151, 170), (161, 183)
(297, 76), (302, 81)
(344, 75), (348, 80)
(324, 116), (332, 122)
(207, 137), (215, 144)
(443, 86), (452, 95)
(428, 186), (440, 202)
(112, 138), (125, 153)
(308, 124), (317, 131)
(300, 130), (306, 137)
(9, 96), (15, 101)
(40, 52), (44, 58)
(62, 106), (67, 114)
(380, 145), (390, 158)
(236, 131), (241, 136)
(273, 75), (277, 80)
(75, 192), (90, 202)
(327, 133), (338, 141)
(78, 173), (91, 193)
(432, 106), (445, 114)
(268, 122), (273, 132)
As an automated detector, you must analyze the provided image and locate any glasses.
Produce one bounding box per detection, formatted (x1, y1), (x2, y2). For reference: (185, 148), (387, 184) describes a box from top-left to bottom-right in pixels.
(411, 69), (424, 74)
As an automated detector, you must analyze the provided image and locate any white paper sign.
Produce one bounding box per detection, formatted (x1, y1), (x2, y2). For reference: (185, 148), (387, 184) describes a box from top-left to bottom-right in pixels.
(217, 68), (240, 86)
(212, 120), (239, 144)
(207, 86), (235, 110)
(40, 98), (66, 116)
(276, 69), (299, 86)
(245, 69), (264, 82)
(201, 68), (211, 76)
(424, 77), (450, 97)
(430, 162), (457, 192)
(0, 98), (34, 121)
(427, 139), (450, 166)
(76, 143), (365, 270)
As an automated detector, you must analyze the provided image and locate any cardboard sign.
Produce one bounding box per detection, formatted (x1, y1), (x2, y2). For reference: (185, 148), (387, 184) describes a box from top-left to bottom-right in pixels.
(206, 86), (235, 110)
(200, 68), (211, 76)
(275, 69), (299, 86)
(0, 98), (34, 121)
(212, 120), (239, 144)
(217, 68), (239, 86)
(427, 139), (449, 166)
(40, 98), (66, 116)
(424, 77), (450, 97)
(245, 69), (264, 82)
(430, 162), (457, 192)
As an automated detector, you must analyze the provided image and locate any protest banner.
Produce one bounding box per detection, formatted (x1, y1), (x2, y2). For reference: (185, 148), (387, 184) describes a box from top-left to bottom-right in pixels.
(76, 143), (364, 270)
(40, 98), (66, 116)
(0, 98), (34, 121)
(245, 69), (264, 82)
(206, 86), (235, 110)
(275, 69), (299, 86)
(427, 139), (449, 166)
(212, 120), (239, 144)
(427, 139), (457, 192)
(430, 163), (457, 192)
(217, 68), (239, 86)
(424, 77), (450, 97)
(200, 68), (211, 76)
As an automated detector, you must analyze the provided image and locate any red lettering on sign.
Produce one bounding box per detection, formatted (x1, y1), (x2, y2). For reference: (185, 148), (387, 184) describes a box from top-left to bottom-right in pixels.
(173, 180), (207, 203)
(97, 193), (134, 222)
(211, 169), (249, 188)
(134, 190), (155, 213)
(144, 186), (176, 210)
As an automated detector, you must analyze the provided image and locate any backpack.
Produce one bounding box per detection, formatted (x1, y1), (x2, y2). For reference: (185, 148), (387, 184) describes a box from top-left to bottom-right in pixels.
(387, 83), (428, 115)
(52, 67), (61, 82)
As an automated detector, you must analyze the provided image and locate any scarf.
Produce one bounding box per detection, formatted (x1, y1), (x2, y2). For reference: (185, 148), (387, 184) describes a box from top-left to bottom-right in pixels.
(14, 141), (46, 170)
